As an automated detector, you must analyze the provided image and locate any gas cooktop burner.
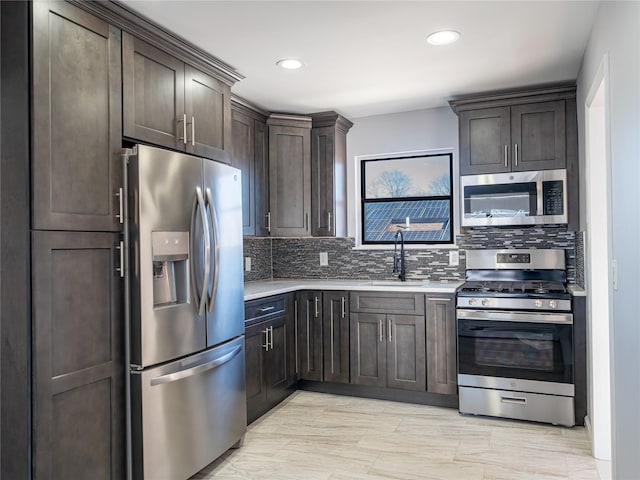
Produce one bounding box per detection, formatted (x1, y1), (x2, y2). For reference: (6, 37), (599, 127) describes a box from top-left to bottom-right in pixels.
(458, 280), (568, 298)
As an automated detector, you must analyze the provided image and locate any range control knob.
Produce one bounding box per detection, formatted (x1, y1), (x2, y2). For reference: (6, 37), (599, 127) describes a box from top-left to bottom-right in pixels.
(481, 298), (490, 307)
(534, 299), (543, 308)
(549, 300), (558, 309)
(468, 298), (477, 306)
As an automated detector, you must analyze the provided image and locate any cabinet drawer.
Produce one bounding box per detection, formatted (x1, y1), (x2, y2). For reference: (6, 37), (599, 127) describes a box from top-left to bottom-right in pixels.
(245, 295), (288, 324)
(350, 292), (425, 315)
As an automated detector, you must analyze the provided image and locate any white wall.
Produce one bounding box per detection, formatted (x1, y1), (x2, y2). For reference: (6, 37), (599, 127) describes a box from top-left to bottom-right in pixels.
(345, 107), (459, 238)
(577, 1), (640, 477)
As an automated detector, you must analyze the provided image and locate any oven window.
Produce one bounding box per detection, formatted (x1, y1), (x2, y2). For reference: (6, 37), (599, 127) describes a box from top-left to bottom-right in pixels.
(458, 320), (573, 384)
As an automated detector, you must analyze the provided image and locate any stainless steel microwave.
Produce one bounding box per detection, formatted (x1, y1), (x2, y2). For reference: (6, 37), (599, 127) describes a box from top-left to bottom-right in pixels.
(461, 169), (567, 227)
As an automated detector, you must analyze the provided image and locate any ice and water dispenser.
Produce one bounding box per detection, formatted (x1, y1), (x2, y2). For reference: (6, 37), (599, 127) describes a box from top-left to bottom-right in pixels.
(151, 232), (189, 307)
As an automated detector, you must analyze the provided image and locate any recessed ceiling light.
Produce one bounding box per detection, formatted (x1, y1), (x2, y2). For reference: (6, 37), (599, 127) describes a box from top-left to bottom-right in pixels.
(276, 58), (304, 70)
(426, 30), (461, 46)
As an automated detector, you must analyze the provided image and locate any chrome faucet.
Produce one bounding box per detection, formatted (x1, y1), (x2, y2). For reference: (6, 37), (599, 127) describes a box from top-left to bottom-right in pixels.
(393, 229), (406, 282)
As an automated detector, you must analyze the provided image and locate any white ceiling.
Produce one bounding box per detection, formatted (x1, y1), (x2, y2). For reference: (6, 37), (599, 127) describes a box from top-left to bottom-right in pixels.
(119, 1), (600, 119)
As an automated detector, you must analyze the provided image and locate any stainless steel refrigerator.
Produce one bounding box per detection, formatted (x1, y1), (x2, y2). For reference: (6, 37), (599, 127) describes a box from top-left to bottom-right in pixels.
(123, 144), (246, 480)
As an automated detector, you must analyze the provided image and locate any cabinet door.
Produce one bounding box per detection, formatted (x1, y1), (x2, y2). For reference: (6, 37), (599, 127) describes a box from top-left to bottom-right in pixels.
(122, 32), (185, 150)
(269, 125), (311, 236)
(511, 100), (566, 171)
(386, 314), (426, 391)
(296, 291), (323, 381)
(244, 321), (268, 423)
(426, 296), (457, 395)
(311, 126), (335, 236)
(350, 313), (386, 387)
(265, 315), (294, 402)
(32, 1), (122, 231)
(32, 231), (123, 480)
(185, 65), (231, 163)
(322, 291), (350, 383)
(231, 109), (256, 235)
(459, 107), (511, 175)
(254, 119), (270, 236)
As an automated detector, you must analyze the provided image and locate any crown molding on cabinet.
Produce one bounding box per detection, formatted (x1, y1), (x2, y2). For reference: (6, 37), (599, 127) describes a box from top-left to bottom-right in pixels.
(68, 0), (244, 86)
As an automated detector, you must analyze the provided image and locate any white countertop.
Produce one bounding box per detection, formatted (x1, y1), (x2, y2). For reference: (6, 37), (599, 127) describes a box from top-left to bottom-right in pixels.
(567, 284), (587, 296)
(244, 278), (463, 301)
(245, 279), (587, 300)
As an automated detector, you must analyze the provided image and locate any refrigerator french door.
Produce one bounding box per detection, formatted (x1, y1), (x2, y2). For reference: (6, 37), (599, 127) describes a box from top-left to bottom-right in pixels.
(124, 145), (246, 480)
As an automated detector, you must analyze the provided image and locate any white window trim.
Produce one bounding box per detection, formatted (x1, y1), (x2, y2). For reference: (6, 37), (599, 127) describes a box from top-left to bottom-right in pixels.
(353, 148), (459, 250)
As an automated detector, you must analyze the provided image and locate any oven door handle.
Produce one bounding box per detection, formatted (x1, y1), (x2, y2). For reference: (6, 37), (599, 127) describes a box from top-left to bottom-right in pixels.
(457, 309), (573, 325)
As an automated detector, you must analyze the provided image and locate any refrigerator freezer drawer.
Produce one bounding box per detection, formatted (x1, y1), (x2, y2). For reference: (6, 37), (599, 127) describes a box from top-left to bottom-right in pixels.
(131, 336), (247, 480)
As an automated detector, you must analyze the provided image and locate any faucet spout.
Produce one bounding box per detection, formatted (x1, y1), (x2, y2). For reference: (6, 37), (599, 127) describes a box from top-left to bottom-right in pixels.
(393, 229), (406, 282)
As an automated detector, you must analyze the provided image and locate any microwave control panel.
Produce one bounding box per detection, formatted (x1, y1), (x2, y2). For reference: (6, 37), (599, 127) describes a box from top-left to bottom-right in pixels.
(543, 180), (564, 215)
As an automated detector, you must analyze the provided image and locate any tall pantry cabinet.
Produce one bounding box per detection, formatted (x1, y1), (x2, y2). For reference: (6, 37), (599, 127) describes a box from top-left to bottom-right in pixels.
(31, 1), (124, 478)
(8, 1), (242, 478)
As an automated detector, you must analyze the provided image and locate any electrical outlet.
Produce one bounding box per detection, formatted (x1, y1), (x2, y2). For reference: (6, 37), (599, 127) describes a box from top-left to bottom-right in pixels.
(449, 250), (459, 266)
(244, 256), (252, 272)
(319, 252), (329, 266)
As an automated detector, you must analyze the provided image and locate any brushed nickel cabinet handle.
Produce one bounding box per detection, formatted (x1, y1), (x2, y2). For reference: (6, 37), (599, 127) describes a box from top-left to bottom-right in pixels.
(388, 319), (392, 342)
(116, 241), (124, 278)
(266, 212), (271, 233)
(514, 143), (519, 166)
(328, 211), (332, 232)
(314, 296), (319, 318)
(191, 116), (195, 146)
(379, 319), (383, 342)
(115, 188), (124, 224)
(178, 113), (187, 145)
(262, 328), (269, 351)
(258, 306), (275, 313)
(504, 144), (508, 167)
(341, 297), (346, 318)
(269, 326), (274, 350)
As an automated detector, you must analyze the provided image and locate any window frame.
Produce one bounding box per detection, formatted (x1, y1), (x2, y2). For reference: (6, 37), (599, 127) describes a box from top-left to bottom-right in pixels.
(359, 152), (454, 246)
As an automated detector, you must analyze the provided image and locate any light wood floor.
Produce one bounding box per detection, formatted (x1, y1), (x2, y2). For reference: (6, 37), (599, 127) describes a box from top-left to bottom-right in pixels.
(192, 391), (602, 480)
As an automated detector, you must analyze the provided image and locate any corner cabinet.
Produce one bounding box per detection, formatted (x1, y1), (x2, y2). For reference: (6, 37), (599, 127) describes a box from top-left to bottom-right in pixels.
(268, 115), (312, 236)
(310, 112), (353, 237)
(451, 86), (576, 175)
(349, 293), (426, 392)
(123, 32), (233, 163)
(425, 295), (457, 395)
(244, 295), (296, 424)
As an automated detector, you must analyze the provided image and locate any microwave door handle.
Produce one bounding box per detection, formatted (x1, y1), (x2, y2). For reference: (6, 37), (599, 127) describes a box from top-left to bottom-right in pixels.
(205, 188), (220, 313)
(537, 178), (544, 216)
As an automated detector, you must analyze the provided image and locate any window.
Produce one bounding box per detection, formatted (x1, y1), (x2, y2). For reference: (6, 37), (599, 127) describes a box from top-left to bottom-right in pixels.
(360, 152), (453, 244)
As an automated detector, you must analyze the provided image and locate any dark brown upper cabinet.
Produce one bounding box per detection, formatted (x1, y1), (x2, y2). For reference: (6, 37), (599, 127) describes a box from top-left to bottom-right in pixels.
(123, 32), (232, 163)
(311, 112), (353, 237)
(267, 115), (312, 237)
(32, 0), (122, 232)
(451, 86), (576, 175)
(231, 100), (269, 236)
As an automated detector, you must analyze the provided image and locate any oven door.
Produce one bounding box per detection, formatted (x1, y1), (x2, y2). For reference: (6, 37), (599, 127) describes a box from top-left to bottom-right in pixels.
(457, 309), (573, 388)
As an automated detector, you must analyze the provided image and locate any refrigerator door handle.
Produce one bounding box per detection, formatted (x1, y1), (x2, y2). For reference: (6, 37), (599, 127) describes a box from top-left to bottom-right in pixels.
(149, 344), (242, 386)
(205, 188), (220, 313)
(190, 186), (211, 316)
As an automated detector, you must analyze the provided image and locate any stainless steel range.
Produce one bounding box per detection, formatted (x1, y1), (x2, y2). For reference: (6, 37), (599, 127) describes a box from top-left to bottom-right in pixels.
(457, 249), (575, 426)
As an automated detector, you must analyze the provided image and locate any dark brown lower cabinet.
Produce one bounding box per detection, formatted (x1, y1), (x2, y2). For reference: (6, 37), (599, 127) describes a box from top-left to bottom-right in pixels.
(32, 231), (124, 480)
(350, 312), (426, 391)
(426, 295), (457, 395)
(322, 291), (350, 383)
(296, 291), (323, 381)
(245, 298), (295, 424)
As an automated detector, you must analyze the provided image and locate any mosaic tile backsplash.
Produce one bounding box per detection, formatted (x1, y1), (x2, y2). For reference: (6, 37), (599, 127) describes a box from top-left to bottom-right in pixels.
(243, 225), (583, 285)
